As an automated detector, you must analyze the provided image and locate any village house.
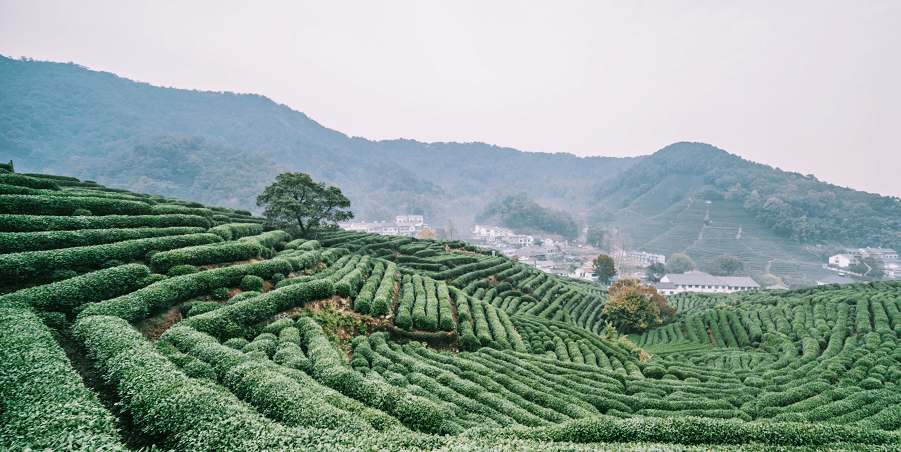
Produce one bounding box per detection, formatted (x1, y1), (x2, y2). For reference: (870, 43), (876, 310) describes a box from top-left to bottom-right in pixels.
(828, 254), (859, 268)
(655, 270), (760, 295)
(395, 215), (424, 227)
(851, 247), (898, 260)
(570, 262), (596, 282)
(626, 251), (666, 265)
(339, 214), (428, 237)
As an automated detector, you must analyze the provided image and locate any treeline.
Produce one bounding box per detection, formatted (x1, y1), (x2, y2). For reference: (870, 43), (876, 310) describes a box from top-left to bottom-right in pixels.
(89, 135), (282, 212)
(476, 193), (579, 240)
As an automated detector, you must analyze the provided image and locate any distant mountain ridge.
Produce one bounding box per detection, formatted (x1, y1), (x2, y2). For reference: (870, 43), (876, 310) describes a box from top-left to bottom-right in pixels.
(3, 54), (901, 287)
(0, 55), (637, 220)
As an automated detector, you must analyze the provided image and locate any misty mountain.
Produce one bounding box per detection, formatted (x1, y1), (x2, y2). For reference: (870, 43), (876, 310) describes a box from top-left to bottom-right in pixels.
(0, 55), (636, 220)
(3, 54), (901, 285)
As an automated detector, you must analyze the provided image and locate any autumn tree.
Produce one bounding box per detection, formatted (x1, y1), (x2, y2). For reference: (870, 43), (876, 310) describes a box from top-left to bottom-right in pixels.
(416, 228), (437, 240)
(665, 253), (695, 274)
(592, 254), (616, 284)
(603, 278), (675, 332)
(256, 172), (353, 238)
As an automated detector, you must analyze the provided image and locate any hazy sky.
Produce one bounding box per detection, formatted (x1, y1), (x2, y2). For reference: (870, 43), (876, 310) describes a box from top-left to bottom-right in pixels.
(2, 1), (900, 197)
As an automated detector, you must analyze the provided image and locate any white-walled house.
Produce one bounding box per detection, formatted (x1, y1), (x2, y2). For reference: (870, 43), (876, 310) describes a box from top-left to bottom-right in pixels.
(829, 254), (859, 268)
(395, 215), (424, 227)
(655, 271), (760, 295)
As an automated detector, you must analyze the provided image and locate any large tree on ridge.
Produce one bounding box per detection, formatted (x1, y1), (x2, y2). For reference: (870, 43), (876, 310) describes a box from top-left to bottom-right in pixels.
(256, 172), (353, 237)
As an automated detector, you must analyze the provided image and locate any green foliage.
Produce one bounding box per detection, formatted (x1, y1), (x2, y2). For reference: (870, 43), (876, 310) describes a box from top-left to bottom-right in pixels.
(0, 226), (207, 254)
(586, 224), (606, 247)
(0, 215), (210, 233)
(476, 192), (579, 240)
(149, 230), (288, 273)
(0, 264), (150, 312)
(80, 259), (292, 322)
(209, 222), (265, 241)
(167, 264), (198, 277)
(592, 254), (616, 284)
(257, 172), (354, 238)
(0, 305), (124, 451)
(0, 232), (221, 284)
(240, 275), (265, 293)
(645, 262), (666, 283)
(211, 286), (229, 300)
(666, 253), (695, 274)
(700, 254), (746, 276)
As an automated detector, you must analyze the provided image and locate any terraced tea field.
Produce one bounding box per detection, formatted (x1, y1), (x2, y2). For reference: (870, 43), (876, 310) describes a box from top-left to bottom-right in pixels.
(3, 169), (901, 451)
(612, 179), (829, 284)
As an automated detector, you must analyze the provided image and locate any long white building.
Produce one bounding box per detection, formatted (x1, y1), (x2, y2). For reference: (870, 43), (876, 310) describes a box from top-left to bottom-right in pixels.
(655, 270), (760, 295)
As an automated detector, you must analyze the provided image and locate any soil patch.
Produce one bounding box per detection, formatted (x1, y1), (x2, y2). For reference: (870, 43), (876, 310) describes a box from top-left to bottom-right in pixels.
(137, 304), (186, 342)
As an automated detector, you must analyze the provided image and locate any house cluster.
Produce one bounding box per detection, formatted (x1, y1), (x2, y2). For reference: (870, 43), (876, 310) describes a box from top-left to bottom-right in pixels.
(471, 225), (534, 246)
(654, 271), (761, 295)
(339, 215), (429, 237)
(828, 247), (900, 279)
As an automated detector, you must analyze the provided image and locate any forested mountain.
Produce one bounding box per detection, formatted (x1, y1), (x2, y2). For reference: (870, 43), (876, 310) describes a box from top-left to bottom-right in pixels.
(0, 55), (636, 219)
(476, 193), (580, 240)
(3, 54), (901, 278)
(595, 143), (901, 285)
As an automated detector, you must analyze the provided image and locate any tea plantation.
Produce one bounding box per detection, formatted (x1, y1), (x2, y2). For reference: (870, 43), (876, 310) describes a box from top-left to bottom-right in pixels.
(3, 168), (901, 451)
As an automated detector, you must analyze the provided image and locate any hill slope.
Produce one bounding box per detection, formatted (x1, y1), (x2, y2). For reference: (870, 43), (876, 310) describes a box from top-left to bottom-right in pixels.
(4, 168), (901, 451)
(596, 143), (901, 285)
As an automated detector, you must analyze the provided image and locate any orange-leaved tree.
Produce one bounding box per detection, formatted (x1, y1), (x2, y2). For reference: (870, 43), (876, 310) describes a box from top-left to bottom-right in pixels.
(416, 228), (436, 240)
(603, 278), (676, 332)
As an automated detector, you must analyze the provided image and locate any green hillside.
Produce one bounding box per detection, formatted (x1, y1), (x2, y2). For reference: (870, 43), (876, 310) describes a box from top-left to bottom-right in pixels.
(4, 167), (901, 451)
(598, 144), (901, 286)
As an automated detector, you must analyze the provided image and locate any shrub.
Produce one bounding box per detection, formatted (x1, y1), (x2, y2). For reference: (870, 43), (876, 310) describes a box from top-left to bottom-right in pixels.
(0, 232), (222, 284)
(1, 226), (209, 254)
(72, 208), (92, 216)
(50, 269), (77, 281)
(212, 287), (229, 300)
(186, 301), (222, 318)
(370, 263), (397, 317)
(0, 173), (61, 190)
(298, 318), (444, 433)
(79, 259), (292, 322)
(0, 214), (211, 232)
(168, 264), (198, 277)
(73, 315), (323, 451)
(0, 194), (155, 216)
(183, 279), (335, 340)
(240, 275), (265, 292)
(0, 263), (150, 313)
(150, 240), (262, 274)
(0, 305), (123, 450)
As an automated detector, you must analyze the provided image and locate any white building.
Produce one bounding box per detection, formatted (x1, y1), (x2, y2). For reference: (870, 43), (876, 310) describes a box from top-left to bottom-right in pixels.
(655, 270), (760, 295)
(627, 251), (666, 265)
(829, 254), (859, 268)
(395, 215), (424, 227)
